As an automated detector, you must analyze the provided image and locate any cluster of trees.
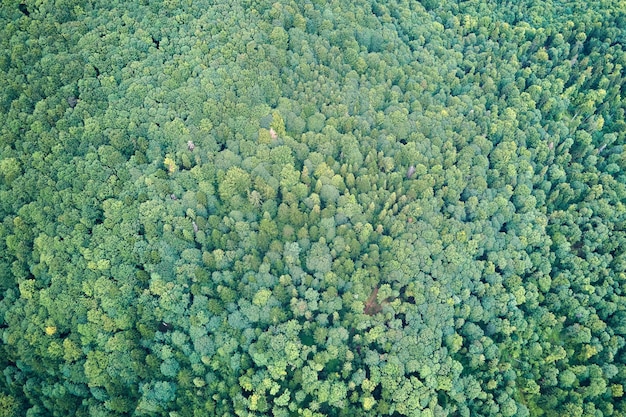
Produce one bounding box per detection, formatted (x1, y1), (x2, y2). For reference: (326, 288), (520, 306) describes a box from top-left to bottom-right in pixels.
(1, 0), (625, 416)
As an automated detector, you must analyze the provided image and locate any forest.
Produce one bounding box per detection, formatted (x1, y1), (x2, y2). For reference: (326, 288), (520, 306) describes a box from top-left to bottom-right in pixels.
(1, 0), (626, 416)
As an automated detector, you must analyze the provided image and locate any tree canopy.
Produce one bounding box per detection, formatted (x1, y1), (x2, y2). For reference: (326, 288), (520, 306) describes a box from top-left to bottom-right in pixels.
(1, 0), (626, 416)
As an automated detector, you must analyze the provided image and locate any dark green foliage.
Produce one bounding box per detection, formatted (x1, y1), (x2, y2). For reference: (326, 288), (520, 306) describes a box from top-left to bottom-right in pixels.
(1, 0), (626, 416)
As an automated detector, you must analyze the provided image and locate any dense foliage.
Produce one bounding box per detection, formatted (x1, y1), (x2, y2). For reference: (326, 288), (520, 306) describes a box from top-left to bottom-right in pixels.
(1, 0), (626, 416)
